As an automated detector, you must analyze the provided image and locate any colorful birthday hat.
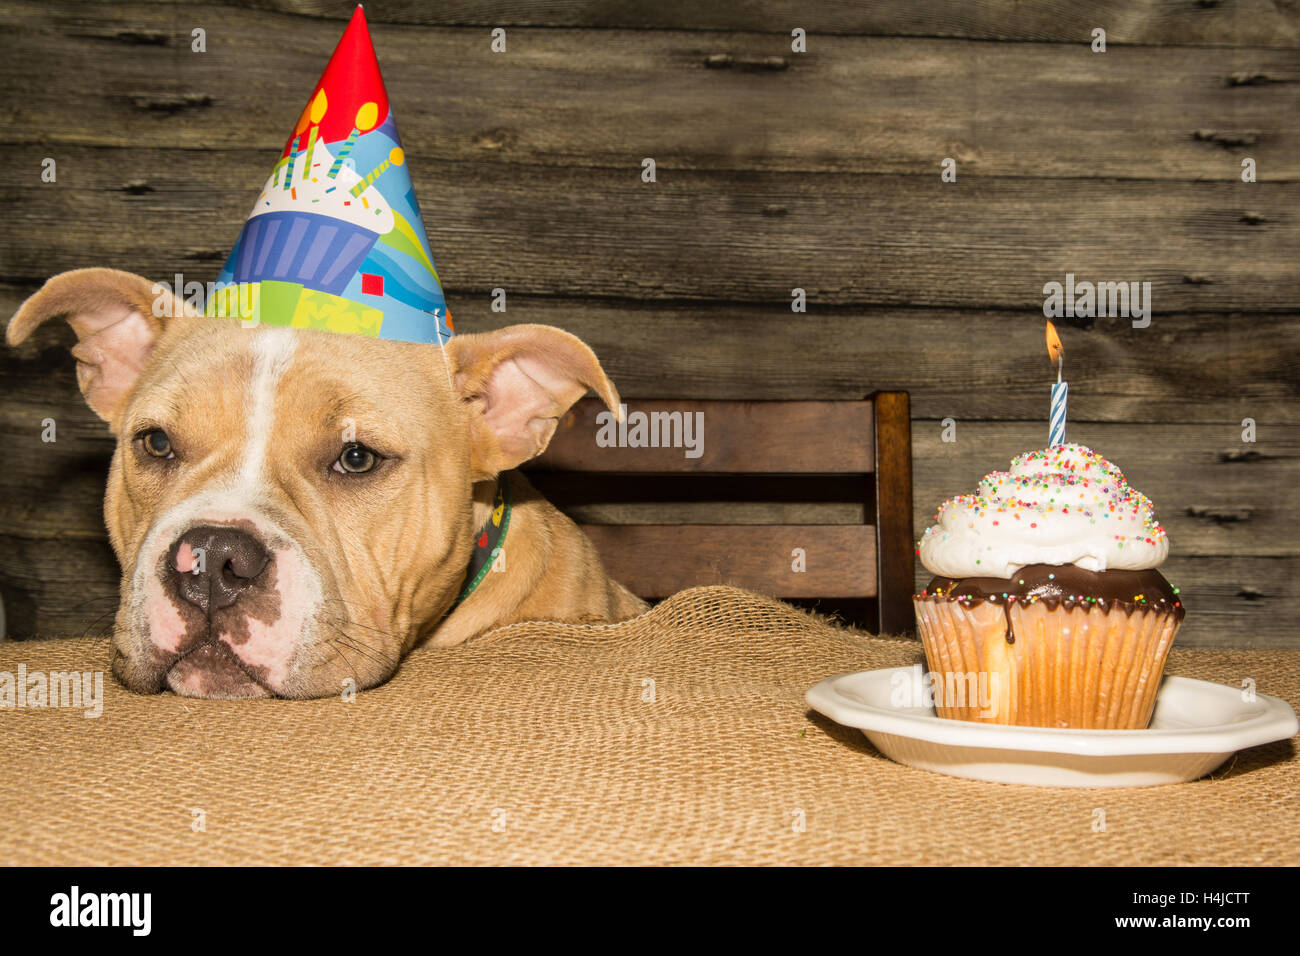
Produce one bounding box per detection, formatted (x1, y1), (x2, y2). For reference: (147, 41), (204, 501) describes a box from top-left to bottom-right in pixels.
(208, 5), (453, 343)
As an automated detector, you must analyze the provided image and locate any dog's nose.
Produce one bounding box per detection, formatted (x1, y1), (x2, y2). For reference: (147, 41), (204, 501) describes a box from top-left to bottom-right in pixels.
(168, 526), (271, 613)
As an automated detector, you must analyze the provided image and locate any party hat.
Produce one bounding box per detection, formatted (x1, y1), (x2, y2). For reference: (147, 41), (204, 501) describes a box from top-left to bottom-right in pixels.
(208, 5), (453, 343)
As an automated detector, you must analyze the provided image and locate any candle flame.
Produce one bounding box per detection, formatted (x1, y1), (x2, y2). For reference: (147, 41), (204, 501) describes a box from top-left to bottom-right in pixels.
(1045, 321), (1064, 366)
(356, 101), (379, 132)
(309, 89), (329, 124)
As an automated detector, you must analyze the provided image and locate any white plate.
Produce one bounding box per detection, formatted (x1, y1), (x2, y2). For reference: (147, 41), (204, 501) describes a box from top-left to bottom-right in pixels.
(806, 665), (1299, 788)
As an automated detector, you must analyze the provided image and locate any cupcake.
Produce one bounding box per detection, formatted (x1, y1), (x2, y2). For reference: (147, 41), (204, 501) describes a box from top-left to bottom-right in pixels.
(229, 135), (396, 296)
(914, 444), (1184, 729)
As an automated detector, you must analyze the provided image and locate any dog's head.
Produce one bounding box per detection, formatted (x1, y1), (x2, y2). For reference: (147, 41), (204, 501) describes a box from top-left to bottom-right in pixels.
(7, 268), (619, 699)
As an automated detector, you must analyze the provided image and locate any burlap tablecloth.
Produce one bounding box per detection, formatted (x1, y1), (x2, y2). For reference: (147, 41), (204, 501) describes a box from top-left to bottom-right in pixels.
(1, 586), (1295, 865)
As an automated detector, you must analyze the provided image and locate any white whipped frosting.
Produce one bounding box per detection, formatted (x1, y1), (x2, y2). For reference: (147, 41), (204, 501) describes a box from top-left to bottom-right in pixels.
(249, 139), (395, 234)
(918, 444), (1170, 579)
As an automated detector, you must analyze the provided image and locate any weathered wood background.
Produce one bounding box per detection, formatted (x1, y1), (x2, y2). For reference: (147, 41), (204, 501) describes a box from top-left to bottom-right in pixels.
(1, 1), (1297, 646)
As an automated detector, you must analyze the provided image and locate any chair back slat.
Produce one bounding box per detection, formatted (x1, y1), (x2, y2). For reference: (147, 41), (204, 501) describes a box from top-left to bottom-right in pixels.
(534, 399), (874, 473)
(580, 524), (878, 599)
(521, 392), (915, 635)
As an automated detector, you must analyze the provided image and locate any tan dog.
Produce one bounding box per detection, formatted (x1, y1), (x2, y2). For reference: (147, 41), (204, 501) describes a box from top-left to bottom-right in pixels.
(7, 268), (646, 699)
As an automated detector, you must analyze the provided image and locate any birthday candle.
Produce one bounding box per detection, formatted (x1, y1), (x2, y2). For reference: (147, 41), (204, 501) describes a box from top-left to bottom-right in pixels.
(283, 134), (301, 191)
(350, 160), (389, 197)
(328, 103), (381, 180)
(1046, 321), (1067, 446)
(1050, 380), (1068, 446)
(350, 147), (405, 198)
(303, 126), (319, 179)
(302, 89), (327, 176)
(327, 128), (360, 179)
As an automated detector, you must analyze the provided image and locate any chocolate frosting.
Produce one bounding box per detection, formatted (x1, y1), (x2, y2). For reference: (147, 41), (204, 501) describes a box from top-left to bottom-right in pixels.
(918, 564), (1185, 644)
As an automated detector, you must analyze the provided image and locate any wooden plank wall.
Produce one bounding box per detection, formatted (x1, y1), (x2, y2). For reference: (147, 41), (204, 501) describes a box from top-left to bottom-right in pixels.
(0, 1), (1296, 646)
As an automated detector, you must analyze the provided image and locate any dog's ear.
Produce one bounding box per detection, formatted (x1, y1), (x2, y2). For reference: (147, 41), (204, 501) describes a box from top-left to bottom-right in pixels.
(447, 324), (621, 479)
(6, 268), (193, 424)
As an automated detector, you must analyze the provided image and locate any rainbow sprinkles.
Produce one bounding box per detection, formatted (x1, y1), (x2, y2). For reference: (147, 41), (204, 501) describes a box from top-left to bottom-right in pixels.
(917, 444), (1170, 579)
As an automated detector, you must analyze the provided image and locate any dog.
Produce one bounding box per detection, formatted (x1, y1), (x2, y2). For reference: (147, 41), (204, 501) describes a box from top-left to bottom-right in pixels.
(6, 268), (647, 699)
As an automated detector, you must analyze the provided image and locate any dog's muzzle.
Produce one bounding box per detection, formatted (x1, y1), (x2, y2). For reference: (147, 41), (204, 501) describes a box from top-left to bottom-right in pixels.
(160, 524), (280, 698)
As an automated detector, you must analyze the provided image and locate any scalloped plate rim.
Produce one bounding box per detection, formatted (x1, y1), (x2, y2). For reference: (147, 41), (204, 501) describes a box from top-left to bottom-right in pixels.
(806, 667), (1299, 758)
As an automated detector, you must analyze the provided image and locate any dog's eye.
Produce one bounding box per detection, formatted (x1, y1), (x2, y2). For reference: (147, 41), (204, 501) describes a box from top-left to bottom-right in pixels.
(139, 429), (174, 459)
(334, 443), (379, 475)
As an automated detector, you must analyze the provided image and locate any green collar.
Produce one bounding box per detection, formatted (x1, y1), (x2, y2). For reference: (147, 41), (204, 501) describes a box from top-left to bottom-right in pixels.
(451, 473), (512, 609)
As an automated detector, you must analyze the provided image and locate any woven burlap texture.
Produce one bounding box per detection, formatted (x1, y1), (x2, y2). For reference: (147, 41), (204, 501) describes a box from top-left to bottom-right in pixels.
(1, 585), (1296, 865)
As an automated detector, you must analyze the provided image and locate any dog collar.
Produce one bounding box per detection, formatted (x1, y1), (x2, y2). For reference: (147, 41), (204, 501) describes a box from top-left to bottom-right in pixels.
(451, 473), (512, 609)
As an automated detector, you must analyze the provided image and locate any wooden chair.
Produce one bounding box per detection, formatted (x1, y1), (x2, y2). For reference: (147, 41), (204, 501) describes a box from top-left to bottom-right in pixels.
(523, 391), (916, 635)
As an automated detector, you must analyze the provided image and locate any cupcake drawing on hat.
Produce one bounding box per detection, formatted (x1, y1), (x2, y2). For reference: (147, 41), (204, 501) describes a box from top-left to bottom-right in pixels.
(209, 6), (454, 345)
(240, 95), (401, 296)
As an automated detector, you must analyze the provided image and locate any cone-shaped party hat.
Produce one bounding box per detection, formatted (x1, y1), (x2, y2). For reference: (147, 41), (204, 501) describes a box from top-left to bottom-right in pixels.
(208, 5), (453, 343)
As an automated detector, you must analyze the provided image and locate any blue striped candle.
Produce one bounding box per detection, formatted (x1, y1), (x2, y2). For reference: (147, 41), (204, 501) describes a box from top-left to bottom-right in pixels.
(283, 135), (301, 191)
(327, 128), (360, 179)
(1049, 380), (1068, 446)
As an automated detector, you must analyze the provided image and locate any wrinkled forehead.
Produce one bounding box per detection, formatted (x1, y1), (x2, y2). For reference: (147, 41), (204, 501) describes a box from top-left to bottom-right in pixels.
(128, 319), (455, 436)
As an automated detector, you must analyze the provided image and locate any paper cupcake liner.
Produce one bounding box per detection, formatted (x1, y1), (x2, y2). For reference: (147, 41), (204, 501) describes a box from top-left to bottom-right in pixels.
(232, 211), (379, 295)
(912, 597), (1181, 729)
